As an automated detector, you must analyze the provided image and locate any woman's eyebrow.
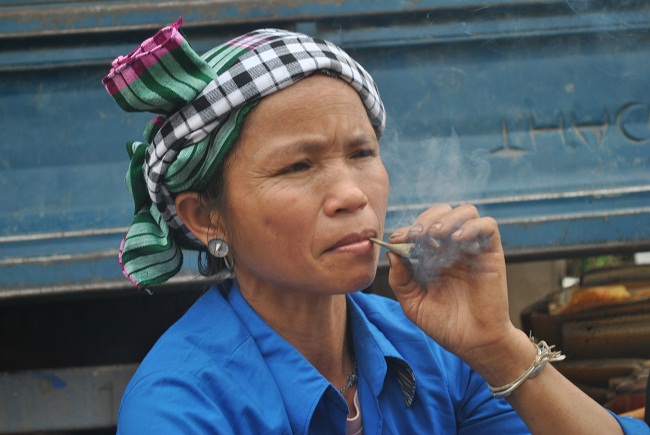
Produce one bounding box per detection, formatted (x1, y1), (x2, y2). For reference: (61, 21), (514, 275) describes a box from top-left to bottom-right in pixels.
(347, 132), (378, 147)
(265, 131), (377, 158)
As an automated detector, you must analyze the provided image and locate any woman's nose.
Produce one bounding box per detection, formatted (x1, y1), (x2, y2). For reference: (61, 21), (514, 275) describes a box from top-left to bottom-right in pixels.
(322, 167), (369, 216)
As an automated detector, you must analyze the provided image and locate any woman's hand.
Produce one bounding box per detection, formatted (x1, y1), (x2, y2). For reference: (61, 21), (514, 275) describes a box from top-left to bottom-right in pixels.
(387, 203), (525, 374)
(387, 204), (631, 434)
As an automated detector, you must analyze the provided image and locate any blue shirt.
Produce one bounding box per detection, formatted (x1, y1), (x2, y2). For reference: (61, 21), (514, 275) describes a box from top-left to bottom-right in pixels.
(118, 282), (648, 434)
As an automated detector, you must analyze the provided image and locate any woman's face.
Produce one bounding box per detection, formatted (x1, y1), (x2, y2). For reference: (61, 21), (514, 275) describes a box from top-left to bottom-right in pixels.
(220, 75), (389, 296)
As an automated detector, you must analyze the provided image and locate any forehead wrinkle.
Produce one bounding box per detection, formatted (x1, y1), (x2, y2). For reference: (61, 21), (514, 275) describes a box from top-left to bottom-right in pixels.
(238, 77), (376, 162)
(293, 140), (327, 155)
(264, 129), (375, 161)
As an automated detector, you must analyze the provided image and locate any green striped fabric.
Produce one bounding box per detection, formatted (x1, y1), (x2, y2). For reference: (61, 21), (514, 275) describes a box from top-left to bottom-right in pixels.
(103, 19), (260, 292)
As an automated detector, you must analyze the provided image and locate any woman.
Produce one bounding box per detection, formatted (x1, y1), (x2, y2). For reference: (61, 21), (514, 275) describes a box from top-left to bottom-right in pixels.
(103, 19), (648, 434)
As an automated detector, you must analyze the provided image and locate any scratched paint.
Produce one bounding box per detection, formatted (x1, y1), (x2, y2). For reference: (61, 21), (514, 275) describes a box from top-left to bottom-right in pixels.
(33, 372), (67, 391)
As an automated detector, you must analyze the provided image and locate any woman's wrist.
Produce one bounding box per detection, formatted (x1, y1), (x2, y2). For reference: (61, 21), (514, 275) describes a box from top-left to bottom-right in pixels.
(488, 337), (565, 397)
(465, 327), (540, 388)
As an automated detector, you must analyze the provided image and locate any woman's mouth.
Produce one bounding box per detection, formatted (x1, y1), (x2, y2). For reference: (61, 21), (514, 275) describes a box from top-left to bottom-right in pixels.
(327, 231), (377, 254)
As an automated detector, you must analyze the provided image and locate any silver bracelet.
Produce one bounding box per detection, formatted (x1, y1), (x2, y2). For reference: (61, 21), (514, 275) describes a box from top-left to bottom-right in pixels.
(488, 335), (566, 398)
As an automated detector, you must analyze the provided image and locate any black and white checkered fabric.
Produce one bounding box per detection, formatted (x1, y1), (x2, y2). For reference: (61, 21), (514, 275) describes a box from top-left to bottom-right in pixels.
(144, 28), (386, 242)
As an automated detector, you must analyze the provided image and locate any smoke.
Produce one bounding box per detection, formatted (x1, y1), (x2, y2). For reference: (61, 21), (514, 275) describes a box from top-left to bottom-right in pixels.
(379, 126), (494, 280)
(381, 126), (492, 227)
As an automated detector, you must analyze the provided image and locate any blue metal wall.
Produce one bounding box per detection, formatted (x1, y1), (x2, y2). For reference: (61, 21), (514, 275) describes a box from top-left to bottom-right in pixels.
(1, 0), (649, 295)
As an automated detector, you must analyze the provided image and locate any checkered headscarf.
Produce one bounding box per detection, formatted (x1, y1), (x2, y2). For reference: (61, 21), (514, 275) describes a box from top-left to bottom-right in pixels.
(102, 18), (386, 292)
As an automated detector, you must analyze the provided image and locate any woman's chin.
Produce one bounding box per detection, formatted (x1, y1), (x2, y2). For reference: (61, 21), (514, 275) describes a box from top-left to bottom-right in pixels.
(330, 268), (378, 294)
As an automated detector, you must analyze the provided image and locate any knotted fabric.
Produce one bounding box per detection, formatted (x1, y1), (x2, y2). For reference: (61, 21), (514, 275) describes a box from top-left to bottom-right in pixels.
(103, 18), (386, 292)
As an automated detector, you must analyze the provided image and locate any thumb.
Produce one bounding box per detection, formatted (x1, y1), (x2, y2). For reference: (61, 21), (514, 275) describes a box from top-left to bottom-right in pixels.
(386, 252), (424, 304)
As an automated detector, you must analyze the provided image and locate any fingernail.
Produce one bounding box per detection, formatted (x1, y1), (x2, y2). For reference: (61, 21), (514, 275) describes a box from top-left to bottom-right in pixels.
(409, 223), (423, 234)
(389, 231), (403, 239)
(433, 222), (443, 230)
(452, 228), (464, 238)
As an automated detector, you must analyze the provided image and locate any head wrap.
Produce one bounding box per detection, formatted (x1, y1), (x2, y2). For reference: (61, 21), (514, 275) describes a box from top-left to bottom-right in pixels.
(102, 18), (386, 292)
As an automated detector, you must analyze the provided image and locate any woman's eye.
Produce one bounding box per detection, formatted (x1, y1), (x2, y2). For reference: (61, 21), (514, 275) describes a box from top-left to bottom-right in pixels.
(282, 161), (310, 174)
(352, 149), (376, 159)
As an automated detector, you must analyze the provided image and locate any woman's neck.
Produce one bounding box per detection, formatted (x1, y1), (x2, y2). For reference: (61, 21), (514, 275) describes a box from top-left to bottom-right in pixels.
(238, 281), (355, 391)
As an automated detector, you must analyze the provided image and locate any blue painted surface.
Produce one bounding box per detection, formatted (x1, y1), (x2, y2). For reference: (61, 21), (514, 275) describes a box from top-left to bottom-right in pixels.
(0, 0), (554, 36)
(0, 1), (649, 291)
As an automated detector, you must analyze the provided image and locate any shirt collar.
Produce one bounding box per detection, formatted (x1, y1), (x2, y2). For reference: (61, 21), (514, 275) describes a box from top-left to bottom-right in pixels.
(347, 293), (416, 407)
(226, 281), (416, 434)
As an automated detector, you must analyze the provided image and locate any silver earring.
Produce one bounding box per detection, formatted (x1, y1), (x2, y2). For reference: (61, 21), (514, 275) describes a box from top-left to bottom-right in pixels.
(208, 238), (228, 257)
(207, 238), (233, 270)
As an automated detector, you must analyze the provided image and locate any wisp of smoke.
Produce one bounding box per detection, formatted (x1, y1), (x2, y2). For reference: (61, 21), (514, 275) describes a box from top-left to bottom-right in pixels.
(381, 126), (492, 228)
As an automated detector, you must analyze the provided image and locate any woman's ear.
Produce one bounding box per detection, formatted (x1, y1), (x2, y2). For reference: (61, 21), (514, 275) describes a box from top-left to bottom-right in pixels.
(174, 192), (222, 246)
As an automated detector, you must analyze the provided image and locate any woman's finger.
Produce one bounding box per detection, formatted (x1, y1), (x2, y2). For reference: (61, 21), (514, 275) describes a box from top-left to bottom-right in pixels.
(421, 204), (481, 240)
(388, 204), (452, 243)
(450, 216), (501, 255)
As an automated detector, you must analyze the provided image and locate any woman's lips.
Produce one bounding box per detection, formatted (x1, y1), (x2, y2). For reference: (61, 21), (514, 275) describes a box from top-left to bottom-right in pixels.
(327, 231), (376, 254)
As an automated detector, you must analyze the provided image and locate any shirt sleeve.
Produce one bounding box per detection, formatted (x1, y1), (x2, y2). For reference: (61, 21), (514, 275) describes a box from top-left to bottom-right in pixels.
(454, 366), (530, 435)
(609, 412), (650, 434)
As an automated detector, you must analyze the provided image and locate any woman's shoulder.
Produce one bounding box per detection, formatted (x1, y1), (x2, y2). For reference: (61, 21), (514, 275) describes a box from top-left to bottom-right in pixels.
(119, 345), (287, 434)
(119, 286), (281, 430)
(126, 287), (252, 385)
